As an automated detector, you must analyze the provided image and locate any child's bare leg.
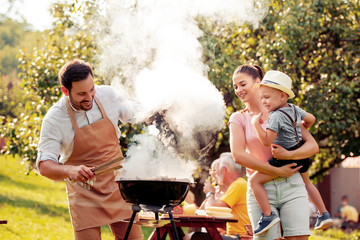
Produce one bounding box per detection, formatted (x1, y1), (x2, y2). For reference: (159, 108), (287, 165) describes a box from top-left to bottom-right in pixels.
(250, 171), (278, 216)
(300, 171), (327, 214)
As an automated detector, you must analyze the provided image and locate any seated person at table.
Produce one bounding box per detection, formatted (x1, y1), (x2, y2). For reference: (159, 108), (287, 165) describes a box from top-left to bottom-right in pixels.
(340, 196), (359, 232)
(189, 157), (225, 235)
(184, 153), (250, 240)
(199, 158), (226, 210)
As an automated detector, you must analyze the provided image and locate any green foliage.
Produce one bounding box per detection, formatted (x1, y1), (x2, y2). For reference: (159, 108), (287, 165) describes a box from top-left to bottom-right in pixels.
(0, 76), (25, 118)
(259, 0), (360, 181)
(0, 15), (38, 76)
(1, 0), (360, 183)
(197, 19), (262, 154)
(0, 1), (143, 167)
(0, 16), (42, 120)
(198, 0), (360, 181)
(1, 1), (99, 166)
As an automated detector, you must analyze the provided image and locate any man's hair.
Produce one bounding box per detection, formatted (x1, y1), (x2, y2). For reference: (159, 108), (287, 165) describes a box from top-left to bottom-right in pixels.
(210, 159), (219, 171)
(58, 59), (93, 92)
(218, 152), (242, 175)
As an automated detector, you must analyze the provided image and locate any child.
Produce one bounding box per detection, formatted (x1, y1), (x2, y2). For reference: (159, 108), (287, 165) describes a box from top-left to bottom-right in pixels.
(250, 70), (333, 236)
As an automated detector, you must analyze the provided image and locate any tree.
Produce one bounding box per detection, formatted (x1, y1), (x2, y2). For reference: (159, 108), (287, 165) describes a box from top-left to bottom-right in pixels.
(1, 1), (145, 170)
(198, 0), (360, 182)
(1, 0), (359, 185)
(1, 1), (98, 169)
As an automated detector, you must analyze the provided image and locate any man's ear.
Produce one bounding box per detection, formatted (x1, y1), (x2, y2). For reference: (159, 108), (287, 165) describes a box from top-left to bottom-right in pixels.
(61, 86), (69, 96)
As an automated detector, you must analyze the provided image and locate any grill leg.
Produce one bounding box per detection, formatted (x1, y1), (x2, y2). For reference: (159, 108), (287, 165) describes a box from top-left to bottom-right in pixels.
(124, 205), (141, 240)
(155, 212), (161, 240)
(168, 211), (180, 240)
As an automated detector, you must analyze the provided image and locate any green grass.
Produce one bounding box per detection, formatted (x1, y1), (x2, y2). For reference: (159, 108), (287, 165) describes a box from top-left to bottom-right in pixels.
(0, 155), (153, 239)
(310, 228), (359, 240)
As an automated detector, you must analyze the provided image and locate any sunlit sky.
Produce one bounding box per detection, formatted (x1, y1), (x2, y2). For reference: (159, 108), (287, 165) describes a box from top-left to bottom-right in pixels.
(0, 0), (57, 30)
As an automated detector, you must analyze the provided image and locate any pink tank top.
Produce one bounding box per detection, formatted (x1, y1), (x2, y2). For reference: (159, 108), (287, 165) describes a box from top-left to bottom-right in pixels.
(229, 111), (273, 176)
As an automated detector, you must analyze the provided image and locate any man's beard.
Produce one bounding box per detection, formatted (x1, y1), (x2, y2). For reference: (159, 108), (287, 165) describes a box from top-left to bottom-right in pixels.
(69, 94), (94, 111)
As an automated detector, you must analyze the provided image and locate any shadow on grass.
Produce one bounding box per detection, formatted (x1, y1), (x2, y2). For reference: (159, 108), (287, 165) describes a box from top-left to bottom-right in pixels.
(0, 224), (21, 237)
(0, 193), (70, 220)
(0, 173), (65, 192)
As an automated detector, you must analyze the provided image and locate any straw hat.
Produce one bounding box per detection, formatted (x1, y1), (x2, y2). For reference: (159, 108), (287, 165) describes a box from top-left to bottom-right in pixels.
(257, 70), (295, 99)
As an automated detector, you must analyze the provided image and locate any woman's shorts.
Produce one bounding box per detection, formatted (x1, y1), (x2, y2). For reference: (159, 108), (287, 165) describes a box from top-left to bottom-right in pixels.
(247, 173), (310, 239)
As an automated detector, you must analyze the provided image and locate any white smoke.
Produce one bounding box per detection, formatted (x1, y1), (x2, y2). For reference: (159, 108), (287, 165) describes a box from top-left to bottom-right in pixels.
(118, 127), (197, 181)
(95, 0), (268, 180)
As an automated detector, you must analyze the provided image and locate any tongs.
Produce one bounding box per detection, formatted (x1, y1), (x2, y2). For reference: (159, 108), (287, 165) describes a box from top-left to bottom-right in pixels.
(92, 156), (124, 175)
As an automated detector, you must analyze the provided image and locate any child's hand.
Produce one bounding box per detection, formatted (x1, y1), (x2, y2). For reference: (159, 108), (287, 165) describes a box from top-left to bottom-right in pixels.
(251, 113), (263, 125)
(272, 144), (292, 160)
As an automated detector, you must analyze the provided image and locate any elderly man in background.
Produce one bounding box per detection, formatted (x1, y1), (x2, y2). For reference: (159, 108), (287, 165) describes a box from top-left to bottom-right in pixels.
(185, 152), (250, 240)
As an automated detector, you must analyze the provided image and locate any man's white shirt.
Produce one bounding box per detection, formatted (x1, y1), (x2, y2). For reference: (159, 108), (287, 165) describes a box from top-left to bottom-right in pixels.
(37, 85), (139, 167)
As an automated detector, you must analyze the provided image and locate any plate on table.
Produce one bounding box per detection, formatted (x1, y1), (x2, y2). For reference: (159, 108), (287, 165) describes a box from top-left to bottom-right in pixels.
(205, 206), (232, 213)
(206, 211), (234, 219)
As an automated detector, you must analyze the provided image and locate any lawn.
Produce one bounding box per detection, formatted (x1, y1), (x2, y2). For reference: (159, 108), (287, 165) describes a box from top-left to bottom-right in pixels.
(0, 155), (152, 239)
(1, 155), (358, 239)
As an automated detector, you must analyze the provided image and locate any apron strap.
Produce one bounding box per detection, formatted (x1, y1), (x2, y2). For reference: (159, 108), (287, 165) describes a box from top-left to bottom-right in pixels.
(94, 96), (106, 118)
(65, 96), (106, 133)
(66, 97), (80, 132)
(277, 105), (300, 146)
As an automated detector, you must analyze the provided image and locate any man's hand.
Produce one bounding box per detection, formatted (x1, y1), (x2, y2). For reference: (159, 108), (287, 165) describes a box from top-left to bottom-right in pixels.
(251, 112), (263, 126)
(276, 163), (302, 178)
(38, 160), (95, 182)
(203, 179), (215, 194)
(68, 165), (95, 182)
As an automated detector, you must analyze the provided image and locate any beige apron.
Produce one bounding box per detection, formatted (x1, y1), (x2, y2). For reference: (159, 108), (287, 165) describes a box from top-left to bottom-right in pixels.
(64, 96), (132, 231)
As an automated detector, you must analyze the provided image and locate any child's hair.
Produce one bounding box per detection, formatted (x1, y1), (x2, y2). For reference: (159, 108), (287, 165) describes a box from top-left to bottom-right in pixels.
(233, 64), (264, 80)
(233, 64), (264, 113)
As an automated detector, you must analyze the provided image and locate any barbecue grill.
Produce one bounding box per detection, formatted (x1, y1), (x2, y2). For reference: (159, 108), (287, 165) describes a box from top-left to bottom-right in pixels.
(117, 179), (190, 240)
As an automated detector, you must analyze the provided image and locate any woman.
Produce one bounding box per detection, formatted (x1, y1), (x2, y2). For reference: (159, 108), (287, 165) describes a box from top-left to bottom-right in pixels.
(229, 65), (319, 240)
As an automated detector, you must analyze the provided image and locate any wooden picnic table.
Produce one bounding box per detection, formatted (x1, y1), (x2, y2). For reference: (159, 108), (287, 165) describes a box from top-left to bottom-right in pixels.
(146, 214), (238, 240)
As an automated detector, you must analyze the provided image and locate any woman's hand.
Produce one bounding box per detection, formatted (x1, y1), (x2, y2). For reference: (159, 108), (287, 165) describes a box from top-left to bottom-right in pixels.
(276, 163), (302, 178)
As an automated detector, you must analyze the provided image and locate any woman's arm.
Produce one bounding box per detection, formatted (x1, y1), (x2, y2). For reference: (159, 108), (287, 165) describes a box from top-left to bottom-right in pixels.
(229, 123), (300, 177)
(271, 124), (319, 160)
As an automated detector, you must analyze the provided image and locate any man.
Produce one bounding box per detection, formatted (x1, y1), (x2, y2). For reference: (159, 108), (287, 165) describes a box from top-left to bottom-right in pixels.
(185, 152), (250, 240)
(37, 60), (143, 240)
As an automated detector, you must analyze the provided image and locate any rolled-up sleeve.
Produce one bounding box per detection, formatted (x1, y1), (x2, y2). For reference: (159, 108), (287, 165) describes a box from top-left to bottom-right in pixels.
(36, 119), (62, 169)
